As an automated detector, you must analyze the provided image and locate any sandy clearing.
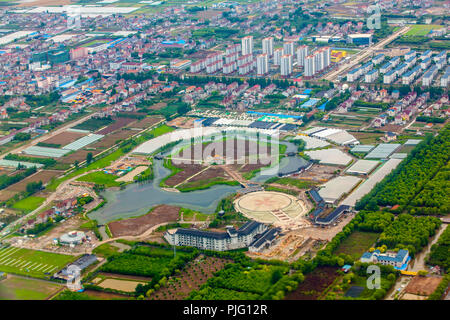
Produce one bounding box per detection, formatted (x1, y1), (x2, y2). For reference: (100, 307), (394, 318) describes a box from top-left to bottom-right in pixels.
(116, 166), (148, 182)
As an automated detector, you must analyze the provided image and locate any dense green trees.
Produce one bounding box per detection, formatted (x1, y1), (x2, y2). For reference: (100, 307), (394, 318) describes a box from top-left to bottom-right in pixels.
(427, 226), (450, 272)
(356, 126), (450, 213)
(377, 214), (441, 256)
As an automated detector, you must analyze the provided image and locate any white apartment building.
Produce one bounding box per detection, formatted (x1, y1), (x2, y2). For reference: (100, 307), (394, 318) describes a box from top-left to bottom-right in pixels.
(257, 53), (269, 75)
(241, 36), (253, 56)
(273, 48), (284, 66)
(280, 54), (293, 76)
(296, 45), (308, 66)
(283, 41), (295, 56)
(304, 55), (315, 77)
(262, 37), (274, 56)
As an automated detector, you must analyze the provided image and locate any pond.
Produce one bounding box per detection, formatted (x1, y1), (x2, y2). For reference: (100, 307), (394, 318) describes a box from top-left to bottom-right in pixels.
(88, 137), (309, 224)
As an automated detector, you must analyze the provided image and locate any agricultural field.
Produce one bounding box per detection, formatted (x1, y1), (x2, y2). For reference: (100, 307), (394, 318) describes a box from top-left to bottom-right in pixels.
(5, 170), (62, 193)
(189, 263), (289, 300)
(73, 117), (115, 132)
(39, 131), (86, 146)
(334, 231), (380, 261)
(404, 24), (444, 36)
(285, 267), (338, 300)
(128, 116), (163, 129)
(350, 131), (384, 144)
(90, 129), (136, 149)
(0, 275), (62, 300)
(96, 117), (138, 135)
(11, 196), (45, 213)
(0, 247), (76, 279)
(150, 256), (230, 300)
(100, 244), (196, 278)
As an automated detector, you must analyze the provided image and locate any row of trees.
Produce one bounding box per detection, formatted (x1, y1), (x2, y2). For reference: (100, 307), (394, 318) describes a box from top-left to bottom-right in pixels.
(0, 167), (37, 190)
(5, 153), (56, 167)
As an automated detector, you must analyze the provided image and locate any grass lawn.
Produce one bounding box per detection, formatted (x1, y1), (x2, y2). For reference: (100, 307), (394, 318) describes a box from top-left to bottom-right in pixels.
(405, 24), (444, 36)
(11, 196), (45, 213)
(150, 124), (175, 137)
(0, 247), (76, 279)
(92, 243), (121, 258)
(77, 171), (120, 188)
(265, 177), (317, 189)
(46, 148), (125, 191)
(180, 207), (210, 222)
(0, 275), (63, 300)
(334, 231), (380, 260)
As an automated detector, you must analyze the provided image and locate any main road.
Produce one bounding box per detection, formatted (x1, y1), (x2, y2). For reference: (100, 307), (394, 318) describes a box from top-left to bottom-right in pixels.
(323, 26), (411, 82)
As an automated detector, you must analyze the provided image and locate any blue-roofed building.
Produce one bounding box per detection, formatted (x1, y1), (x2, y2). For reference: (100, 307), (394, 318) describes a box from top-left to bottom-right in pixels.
(360, 249), (410, 269)
(308, 188), (324, 204)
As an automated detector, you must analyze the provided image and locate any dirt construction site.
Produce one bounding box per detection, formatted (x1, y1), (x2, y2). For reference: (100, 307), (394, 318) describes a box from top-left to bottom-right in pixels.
(246, 210), (357, 262)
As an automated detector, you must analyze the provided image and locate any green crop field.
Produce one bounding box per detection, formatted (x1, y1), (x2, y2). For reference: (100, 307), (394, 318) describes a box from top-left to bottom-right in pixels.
(334, 231), (380, 260)
(77, 171), (120, 188)
(11, 196), (45, 213)
(405, 24), (443, 36)
(0, 247), (76, 279)
(0, 275), (62, 300)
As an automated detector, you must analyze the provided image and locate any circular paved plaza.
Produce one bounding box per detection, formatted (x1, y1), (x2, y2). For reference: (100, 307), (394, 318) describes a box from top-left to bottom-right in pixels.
(234, 191), (308, 225)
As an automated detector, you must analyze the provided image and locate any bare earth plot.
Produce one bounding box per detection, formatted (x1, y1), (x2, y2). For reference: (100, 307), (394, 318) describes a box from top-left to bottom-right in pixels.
(97, 278), (145, 293)
(6, 170), (61, 192)
(116, 166), (148, 182)
(40, 131), (86, 146)
(108, 204), (180, 237)
(404, 276), (442, 297)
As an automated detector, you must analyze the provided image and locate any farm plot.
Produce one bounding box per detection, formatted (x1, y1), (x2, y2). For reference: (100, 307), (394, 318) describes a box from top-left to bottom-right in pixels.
(11, 196), (45, 213)
(128, 116), (163, 129)
(178, 166), (233, 190)
(97, 278), (146, 293)
(39, 131), (87, 146)
(189, 263), (289, 300)
(405, 276), (442, 297)
(59, 149), (91, 164)
(90, 129), (136, 149)
(350, 131), (384, 145)
(96, 117), (138, 135)
(0, 247), (75, 279)
(285, 267), (339, 300)
(73, 117), (115, 132)
(108, 205), (180, 237)
(5, 170), (61, 192)
(334, 231), (380, 260)
(151, 256), (230, 300)
(162, 163), (204, 187)
(0, 189), (18, 202)
(0, 275), (63, 300)
(100, 245), (196, 278)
